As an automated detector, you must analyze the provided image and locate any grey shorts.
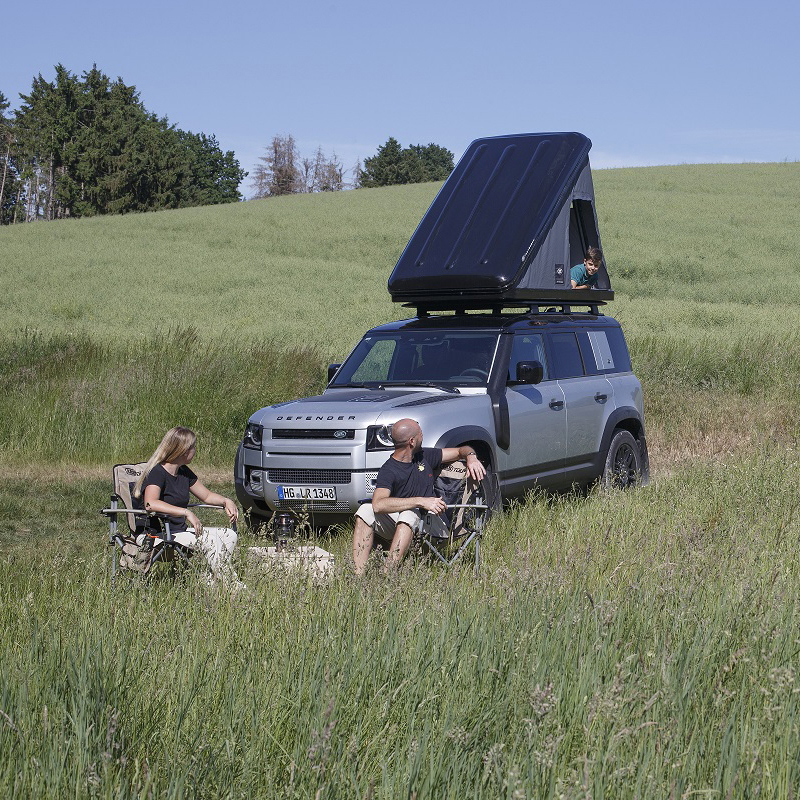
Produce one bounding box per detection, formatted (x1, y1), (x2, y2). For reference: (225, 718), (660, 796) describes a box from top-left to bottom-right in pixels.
(355, 504), (424, 540)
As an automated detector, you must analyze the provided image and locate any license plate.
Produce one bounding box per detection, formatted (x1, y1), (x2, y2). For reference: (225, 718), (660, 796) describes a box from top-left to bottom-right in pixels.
(277, 485), (337, 501)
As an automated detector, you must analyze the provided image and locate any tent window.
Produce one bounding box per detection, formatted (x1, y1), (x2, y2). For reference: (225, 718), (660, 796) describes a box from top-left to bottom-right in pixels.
(569, 200), (600, 266)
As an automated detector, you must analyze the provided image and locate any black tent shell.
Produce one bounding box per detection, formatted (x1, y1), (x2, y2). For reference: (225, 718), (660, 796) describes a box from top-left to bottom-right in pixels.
(387, 132), (612, 306)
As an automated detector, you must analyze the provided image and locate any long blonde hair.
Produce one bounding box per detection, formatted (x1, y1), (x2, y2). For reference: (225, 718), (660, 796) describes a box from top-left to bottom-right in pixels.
(134, 426), (197, 498)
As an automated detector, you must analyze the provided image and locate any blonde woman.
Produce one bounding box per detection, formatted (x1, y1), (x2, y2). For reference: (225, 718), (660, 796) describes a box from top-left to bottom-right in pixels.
(134, 426), (240, 582)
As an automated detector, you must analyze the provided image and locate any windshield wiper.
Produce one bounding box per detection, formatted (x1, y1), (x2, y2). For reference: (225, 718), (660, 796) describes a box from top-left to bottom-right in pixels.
(382, 382), (461, 394)
(333, 382), (385, 389)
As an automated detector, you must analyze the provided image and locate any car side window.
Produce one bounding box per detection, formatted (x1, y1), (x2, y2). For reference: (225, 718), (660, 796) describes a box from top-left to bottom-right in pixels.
(509, 333), (549, 381)
(549, 331), (585, 379)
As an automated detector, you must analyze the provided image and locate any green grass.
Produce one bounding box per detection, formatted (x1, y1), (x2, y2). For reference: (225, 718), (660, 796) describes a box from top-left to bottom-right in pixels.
(0, 327), (325, 467)
(2, 451), (800, 797)
(3, 162), (800, 796)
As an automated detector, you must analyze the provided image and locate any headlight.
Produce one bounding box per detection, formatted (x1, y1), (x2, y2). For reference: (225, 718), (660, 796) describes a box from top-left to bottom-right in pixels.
(243, 422), (264, 449)
(367, 424), (394, 451)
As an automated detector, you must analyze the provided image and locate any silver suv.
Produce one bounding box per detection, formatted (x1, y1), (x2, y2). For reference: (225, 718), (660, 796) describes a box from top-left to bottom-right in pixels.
(234, 307), (648, 526)
(234, 132), (648, 525)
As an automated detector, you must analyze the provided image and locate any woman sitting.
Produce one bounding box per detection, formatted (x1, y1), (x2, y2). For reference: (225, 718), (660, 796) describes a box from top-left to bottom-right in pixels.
(133, 426), (240, 583)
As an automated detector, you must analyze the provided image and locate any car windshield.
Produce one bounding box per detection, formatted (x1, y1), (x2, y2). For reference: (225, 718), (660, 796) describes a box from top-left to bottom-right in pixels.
(331, 331), (500, 388)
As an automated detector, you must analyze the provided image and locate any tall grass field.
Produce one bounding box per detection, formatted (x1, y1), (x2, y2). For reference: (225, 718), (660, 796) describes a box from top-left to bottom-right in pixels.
(1, 162), (800, 797)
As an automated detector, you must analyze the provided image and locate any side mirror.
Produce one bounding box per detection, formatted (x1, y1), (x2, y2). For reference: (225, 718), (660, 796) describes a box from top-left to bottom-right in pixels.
(515, 360), (544, 385)
(327, 363), (341, 383)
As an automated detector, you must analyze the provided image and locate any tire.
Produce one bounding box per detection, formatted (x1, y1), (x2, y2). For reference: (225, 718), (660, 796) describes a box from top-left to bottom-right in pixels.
(601, 429), (643, 490)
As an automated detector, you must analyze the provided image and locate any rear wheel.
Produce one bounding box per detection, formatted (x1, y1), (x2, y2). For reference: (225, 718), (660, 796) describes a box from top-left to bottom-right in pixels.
(602, 429), (643, 489)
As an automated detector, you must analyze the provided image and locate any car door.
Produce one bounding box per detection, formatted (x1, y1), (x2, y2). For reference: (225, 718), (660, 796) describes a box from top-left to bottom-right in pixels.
(548, 329), (613, 469)
(503, 332), (566, 490)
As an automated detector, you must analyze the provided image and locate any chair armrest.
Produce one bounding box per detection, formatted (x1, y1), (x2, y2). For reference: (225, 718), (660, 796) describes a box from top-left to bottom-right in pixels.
(101, 506), (150, 518)
(100, 507), (176, 519)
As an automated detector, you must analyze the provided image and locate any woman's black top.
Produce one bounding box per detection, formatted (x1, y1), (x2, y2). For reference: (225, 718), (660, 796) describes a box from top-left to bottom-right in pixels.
(141, 463), (197, 533)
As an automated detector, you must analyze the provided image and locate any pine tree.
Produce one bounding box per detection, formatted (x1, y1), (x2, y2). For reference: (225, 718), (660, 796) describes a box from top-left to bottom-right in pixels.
(360, 137), (403, 187)
(10, 64), (244, 221)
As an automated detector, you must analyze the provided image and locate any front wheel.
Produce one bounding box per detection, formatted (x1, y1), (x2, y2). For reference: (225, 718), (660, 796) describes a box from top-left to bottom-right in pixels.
(602, 429), (643, 489)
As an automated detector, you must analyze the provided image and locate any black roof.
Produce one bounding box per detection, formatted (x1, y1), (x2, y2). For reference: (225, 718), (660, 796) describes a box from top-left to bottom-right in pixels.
(388, 132), (612, 306)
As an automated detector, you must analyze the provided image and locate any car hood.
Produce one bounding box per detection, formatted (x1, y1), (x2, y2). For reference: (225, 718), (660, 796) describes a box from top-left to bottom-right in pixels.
(250, 388), (462, 428)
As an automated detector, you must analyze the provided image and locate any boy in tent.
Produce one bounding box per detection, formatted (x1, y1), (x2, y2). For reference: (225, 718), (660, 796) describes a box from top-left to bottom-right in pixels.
(570, 246), (603, 289)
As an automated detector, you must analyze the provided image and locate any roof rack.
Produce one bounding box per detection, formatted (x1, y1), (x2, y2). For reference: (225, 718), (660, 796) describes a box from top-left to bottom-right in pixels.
(407, 295), (608, 318)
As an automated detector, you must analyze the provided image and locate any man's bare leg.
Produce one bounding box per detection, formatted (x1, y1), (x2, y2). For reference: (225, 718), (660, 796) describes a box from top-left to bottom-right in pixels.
(353, 517), (375, 576)
(385, 522), (414, 571)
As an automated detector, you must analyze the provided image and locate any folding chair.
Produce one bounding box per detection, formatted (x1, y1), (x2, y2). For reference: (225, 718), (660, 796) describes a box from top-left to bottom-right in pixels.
(419, 461), (501, 575)
(100, 463), (233, 580)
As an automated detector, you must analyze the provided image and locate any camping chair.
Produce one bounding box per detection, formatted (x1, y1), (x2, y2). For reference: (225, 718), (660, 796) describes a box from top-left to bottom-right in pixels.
(418, 461), (501, 575)
(100, 463), (234, 579)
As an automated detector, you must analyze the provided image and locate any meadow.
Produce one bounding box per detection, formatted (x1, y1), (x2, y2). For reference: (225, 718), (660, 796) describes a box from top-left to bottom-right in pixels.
(1, 161), (800, 797)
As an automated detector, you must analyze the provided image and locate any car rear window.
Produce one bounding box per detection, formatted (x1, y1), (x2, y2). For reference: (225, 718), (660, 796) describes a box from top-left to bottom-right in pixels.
(577, 327), (632, 374)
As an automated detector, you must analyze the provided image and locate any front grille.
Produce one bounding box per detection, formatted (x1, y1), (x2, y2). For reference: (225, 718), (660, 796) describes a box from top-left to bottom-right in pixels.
(267, 468), (352, 485)
(276, 499), (352, 511)
(272, 429), (355, 440)
(365, 471), (378, 494)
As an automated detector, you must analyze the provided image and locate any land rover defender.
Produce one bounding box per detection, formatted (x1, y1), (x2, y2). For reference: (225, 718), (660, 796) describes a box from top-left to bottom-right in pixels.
(234, 132), (648, 525)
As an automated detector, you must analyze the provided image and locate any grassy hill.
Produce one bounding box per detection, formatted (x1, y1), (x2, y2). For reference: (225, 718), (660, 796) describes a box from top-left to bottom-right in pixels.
(3, 164), (800, 797)
(1, 162), (799, 468)
(1, 162), (799, 350)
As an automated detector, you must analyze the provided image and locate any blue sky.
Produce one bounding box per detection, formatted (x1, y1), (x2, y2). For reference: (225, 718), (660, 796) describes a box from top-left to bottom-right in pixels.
(3, 0), (798, 194)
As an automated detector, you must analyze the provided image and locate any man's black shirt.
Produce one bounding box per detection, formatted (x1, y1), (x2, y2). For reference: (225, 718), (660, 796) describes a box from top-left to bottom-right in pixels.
(375, 448), (443, 499)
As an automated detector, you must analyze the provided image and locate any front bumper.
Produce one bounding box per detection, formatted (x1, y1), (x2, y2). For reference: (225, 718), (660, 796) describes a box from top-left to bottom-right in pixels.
(235, 439), (389, 520)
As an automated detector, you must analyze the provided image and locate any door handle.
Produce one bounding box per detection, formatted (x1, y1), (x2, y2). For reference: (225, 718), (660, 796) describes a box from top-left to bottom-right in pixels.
(594, 393), (608, 403)
(549, 399), (564, 410)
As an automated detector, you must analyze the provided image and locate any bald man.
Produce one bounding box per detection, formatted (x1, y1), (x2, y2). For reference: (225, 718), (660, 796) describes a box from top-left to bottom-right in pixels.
(353, 418), (486, 574)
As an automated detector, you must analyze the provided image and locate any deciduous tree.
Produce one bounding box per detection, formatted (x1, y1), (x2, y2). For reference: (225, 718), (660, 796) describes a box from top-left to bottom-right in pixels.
(250, 134), (301, 197)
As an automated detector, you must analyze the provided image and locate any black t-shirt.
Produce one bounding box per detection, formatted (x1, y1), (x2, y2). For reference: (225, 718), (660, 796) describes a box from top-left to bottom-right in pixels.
(375, 447), (443, 500)
(141, 463), (197, 532)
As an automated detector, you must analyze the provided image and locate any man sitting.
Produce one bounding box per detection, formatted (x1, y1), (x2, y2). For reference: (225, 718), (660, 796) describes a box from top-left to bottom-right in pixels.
(352, 418), (486, 574)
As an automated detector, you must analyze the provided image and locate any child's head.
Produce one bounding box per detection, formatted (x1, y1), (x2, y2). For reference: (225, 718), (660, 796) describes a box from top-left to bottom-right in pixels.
(584, 246), (603, 275)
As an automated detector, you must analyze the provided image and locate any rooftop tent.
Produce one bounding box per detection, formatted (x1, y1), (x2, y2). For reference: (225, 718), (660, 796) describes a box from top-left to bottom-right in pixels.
(387, 132), (612, 306)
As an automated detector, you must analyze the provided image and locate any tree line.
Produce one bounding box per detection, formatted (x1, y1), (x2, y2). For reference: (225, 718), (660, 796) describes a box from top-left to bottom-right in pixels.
(250, 135), (454, 197)
(0, 64), (457, 222)
(0, 65), (246, 224)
